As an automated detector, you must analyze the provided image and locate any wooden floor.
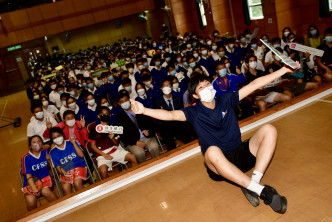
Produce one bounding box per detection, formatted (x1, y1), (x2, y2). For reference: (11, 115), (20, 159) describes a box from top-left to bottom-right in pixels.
(46, 95), (332, 222)
(1, 91), (332, 222)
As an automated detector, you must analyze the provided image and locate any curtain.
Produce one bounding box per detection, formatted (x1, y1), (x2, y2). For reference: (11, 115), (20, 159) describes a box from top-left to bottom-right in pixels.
(242, 0), (251, 25)
(319, 0), (330, 18)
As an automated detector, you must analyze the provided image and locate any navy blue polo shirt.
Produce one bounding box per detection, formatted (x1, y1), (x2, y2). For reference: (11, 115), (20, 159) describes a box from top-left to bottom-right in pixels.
(182, 91), (242, 155)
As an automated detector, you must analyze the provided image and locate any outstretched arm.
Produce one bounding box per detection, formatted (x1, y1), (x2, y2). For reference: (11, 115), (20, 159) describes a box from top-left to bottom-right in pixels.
(239, 63), (300, 100)
(130, 99), (187, 121)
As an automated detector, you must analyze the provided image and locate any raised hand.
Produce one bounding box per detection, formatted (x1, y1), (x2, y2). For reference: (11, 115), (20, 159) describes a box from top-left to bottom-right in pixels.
(130, 99), (145, 114)
(80, 115), (85, 128)
(46, 118), (52, 129)
(236, 66), (241, 74)
(108, 132), (115, 140)
(284, 61), (301, 73)
(70, 134), (76, 144)
(142, 130), (149, 137)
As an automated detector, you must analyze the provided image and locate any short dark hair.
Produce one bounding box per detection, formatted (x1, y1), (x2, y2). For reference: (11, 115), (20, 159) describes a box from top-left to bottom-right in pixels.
(28, 135), (43, 146)
(63, 110), (75, 119)
(121, 77), (131, 86)
(188, 73), (210, 95)
(49, 127), (65, 142)
(117, 89), (129, 102)
(97, 106), (110, 115)
(245, 54), (257, 64)
(161, 78), (172, 87)
(30, 100), (43, 113)
(141, 74), (151, 82)
(324, 27), (332, 36)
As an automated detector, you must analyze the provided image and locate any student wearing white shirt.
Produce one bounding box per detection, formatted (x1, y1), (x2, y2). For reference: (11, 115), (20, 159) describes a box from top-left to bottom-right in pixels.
(251, 38), (264, 62)
(41, 96), (60, 123)
(27, 104), (57, 145)
(49, 82), (63, 109)
(119, 77), (137, 100)
(264, 38), (287, 67)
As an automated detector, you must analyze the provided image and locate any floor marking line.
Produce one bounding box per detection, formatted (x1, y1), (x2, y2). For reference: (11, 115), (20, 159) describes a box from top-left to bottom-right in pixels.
(28, 89), (332, 222)
(0, 99), (8, 119)
(317, 99), (332, 104)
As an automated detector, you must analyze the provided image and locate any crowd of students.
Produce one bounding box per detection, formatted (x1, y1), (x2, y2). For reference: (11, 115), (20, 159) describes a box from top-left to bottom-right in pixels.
(21, 24), (332, 211)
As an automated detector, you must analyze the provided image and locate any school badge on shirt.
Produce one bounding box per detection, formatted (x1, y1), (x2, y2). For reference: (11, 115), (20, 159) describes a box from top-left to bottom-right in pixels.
(222, 111), (227, 119)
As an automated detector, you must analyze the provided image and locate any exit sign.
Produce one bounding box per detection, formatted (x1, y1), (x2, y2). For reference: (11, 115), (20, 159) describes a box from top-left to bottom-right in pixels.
(7, 45), (22, 51)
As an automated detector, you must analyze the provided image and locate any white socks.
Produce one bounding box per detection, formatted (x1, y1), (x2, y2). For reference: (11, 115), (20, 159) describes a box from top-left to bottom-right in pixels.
(247, 181), (264, 196)
(252, 170), (263, 184)
(246, 170), (264, 196)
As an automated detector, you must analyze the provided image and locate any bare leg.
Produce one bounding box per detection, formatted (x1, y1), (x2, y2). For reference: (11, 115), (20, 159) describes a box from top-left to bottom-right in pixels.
(24, 194), (37, 211)
(283, 90), (293, 98)
(62, 182), (72, 196)
(249, 124), (277, 173)
(205, 146), (251, 188)
(41, 187), (57, 202)
(324, 73), (332, 82)
(124, 153), (138, 167)
(256, 100), (266, 112)
(98, 165), (109, 180)
(273, 93), (291, 102)
(313, 75), (322, 85)
(304, 82), (318, 91)
(73, 179), (83, 191)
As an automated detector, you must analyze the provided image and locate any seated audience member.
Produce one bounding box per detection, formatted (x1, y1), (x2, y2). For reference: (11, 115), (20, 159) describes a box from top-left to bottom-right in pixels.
(49, 127), (88, 196)
(27, 101), (57, 146)
(225, 38), (242, 69)
(97, 96), (118, 124)
(116, 91), (160, 163)
(170, 76), (186, 100)
(59, 93), (70, 120)
(213, 61), (245, 97)
(84, 93), (99, 125)
(88, 106), (138, 179)
(31, 91), (40, 102)
(86, 77), (101, 100)
(245, 55), (291, 112)
(316, 27), (332, 82)
(41, 96), (60, 123)
(264, 38), (285, 67)
(48, 80), (61, 108)
(155, 78), (194, 150)
(120, 77), (137, 99)
(187, 56), (210, 78)
(141, 74), (162, 100)
(250, 38), (264, 62)
(135, 82), (155, 109)
(306, 24), (323, 48)
(21, 135), (57, 211)
(67, 84), (85, 108)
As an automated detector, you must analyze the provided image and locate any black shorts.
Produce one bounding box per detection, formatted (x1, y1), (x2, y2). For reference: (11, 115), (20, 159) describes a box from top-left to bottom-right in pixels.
(206, 139), (256, 181)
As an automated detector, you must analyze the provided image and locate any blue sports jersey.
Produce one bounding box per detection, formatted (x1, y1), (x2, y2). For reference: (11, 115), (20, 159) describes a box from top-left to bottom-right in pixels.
(21, 149), (50, 186)
(50, 140), (86, 169)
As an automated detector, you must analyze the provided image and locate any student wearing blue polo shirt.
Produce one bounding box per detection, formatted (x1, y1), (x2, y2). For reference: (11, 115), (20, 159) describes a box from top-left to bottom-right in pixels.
(130, 64), (301, 214)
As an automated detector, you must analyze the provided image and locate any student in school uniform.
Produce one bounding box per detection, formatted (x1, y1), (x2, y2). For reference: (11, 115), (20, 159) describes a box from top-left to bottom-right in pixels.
(21, 135), (58, 211)
(49, 127), (88, 196)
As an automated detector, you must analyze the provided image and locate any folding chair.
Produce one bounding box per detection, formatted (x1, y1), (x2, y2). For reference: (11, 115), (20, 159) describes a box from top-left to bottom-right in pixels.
(155, 132), (167, 154)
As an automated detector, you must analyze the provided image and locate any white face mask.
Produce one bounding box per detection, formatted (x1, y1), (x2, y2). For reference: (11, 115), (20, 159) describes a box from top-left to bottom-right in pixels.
(212, 46), (218, 51)
(62, 101), (67, 106)
(275, 56), (281, 61)
(31, 143), (42, 152)
(249, 61), (257, 69)
(68, 102), (76, 109)
(198, 86), (216, 102)
(102, 102), (109, 107)
(138, 65), (144, 70)
(201, 50), (208, 56)
(218, 51), (225, 57)
(193, 53), (199, 58)
(51, 85), (57, 90)
(66, 119), (75, 127)
(173, 83), (179, 89)
(284, 31), (290, 37)
(137, 89), (145, 96)
(128, 68), (134, 73)
(53, 136), (64, 145)
(42, 101), (49, 106)
(34, 95), (40, 100)
(88, 99), (95, 106)
(162, 86), (172, 95)
(35, 111), (44, 119)
(229, 44), (234, 49)
(207, 41), (212, 45)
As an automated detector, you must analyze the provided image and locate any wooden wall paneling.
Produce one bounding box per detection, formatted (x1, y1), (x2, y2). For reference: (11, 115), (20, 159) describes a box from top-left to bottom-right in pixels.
(26, 7), (43, 24)
(32, 25), (48, 38)
(76, 13), (95, 28)
(55, 0), (75, 17)
(93, 9), (111, 24)
(62, 17), (80, 32)
(136, 0), (147, 12)
(108, 6), (124, 20)
(0, 13), (13, 33)
(39, 3), (60, 20)
(71, 0), (91, 14)
(45, 21), (65, 36)
(90, 0), (106, 9)
(122, 2), (139, 17)
(8, 10), (30, 27)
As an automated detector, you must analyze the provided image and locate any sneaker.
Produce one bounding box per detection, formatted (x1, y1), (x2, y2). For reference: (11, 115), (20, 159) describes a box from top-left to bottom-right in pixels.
(241, 187), (260, 207)
(260, 185), (287, 214)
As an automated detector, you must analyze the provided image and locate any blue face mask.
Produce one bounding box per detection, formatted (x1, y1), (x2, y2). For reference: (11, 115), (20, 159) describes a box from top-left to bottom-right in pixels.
(88, 83), (94, 89)
(82, 82), (86, 87)
(218, 68), (227, 77)
(69, 91), (75, 97)
(108, 76), (114, 82)
(132, 58), (136, 63)
(120, 101), (131, 110)
(251, 44), (257, 49)
(189, 62), (196, 68)
(273, 44), (281, 49)
(170, 70), (176, 76)
(263, 39), (268, 43)
(183, 61), (188, 67)
(58, 90), (64, 95)
(175, 65), (179, 71)
(240, 38), (246, 43)
(325, 36), (332, 42)
(165, 57), (171, 62)
(310, 30), (317, 36)
(125, 86), (132, 92)
(144, 62), (149, 67)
